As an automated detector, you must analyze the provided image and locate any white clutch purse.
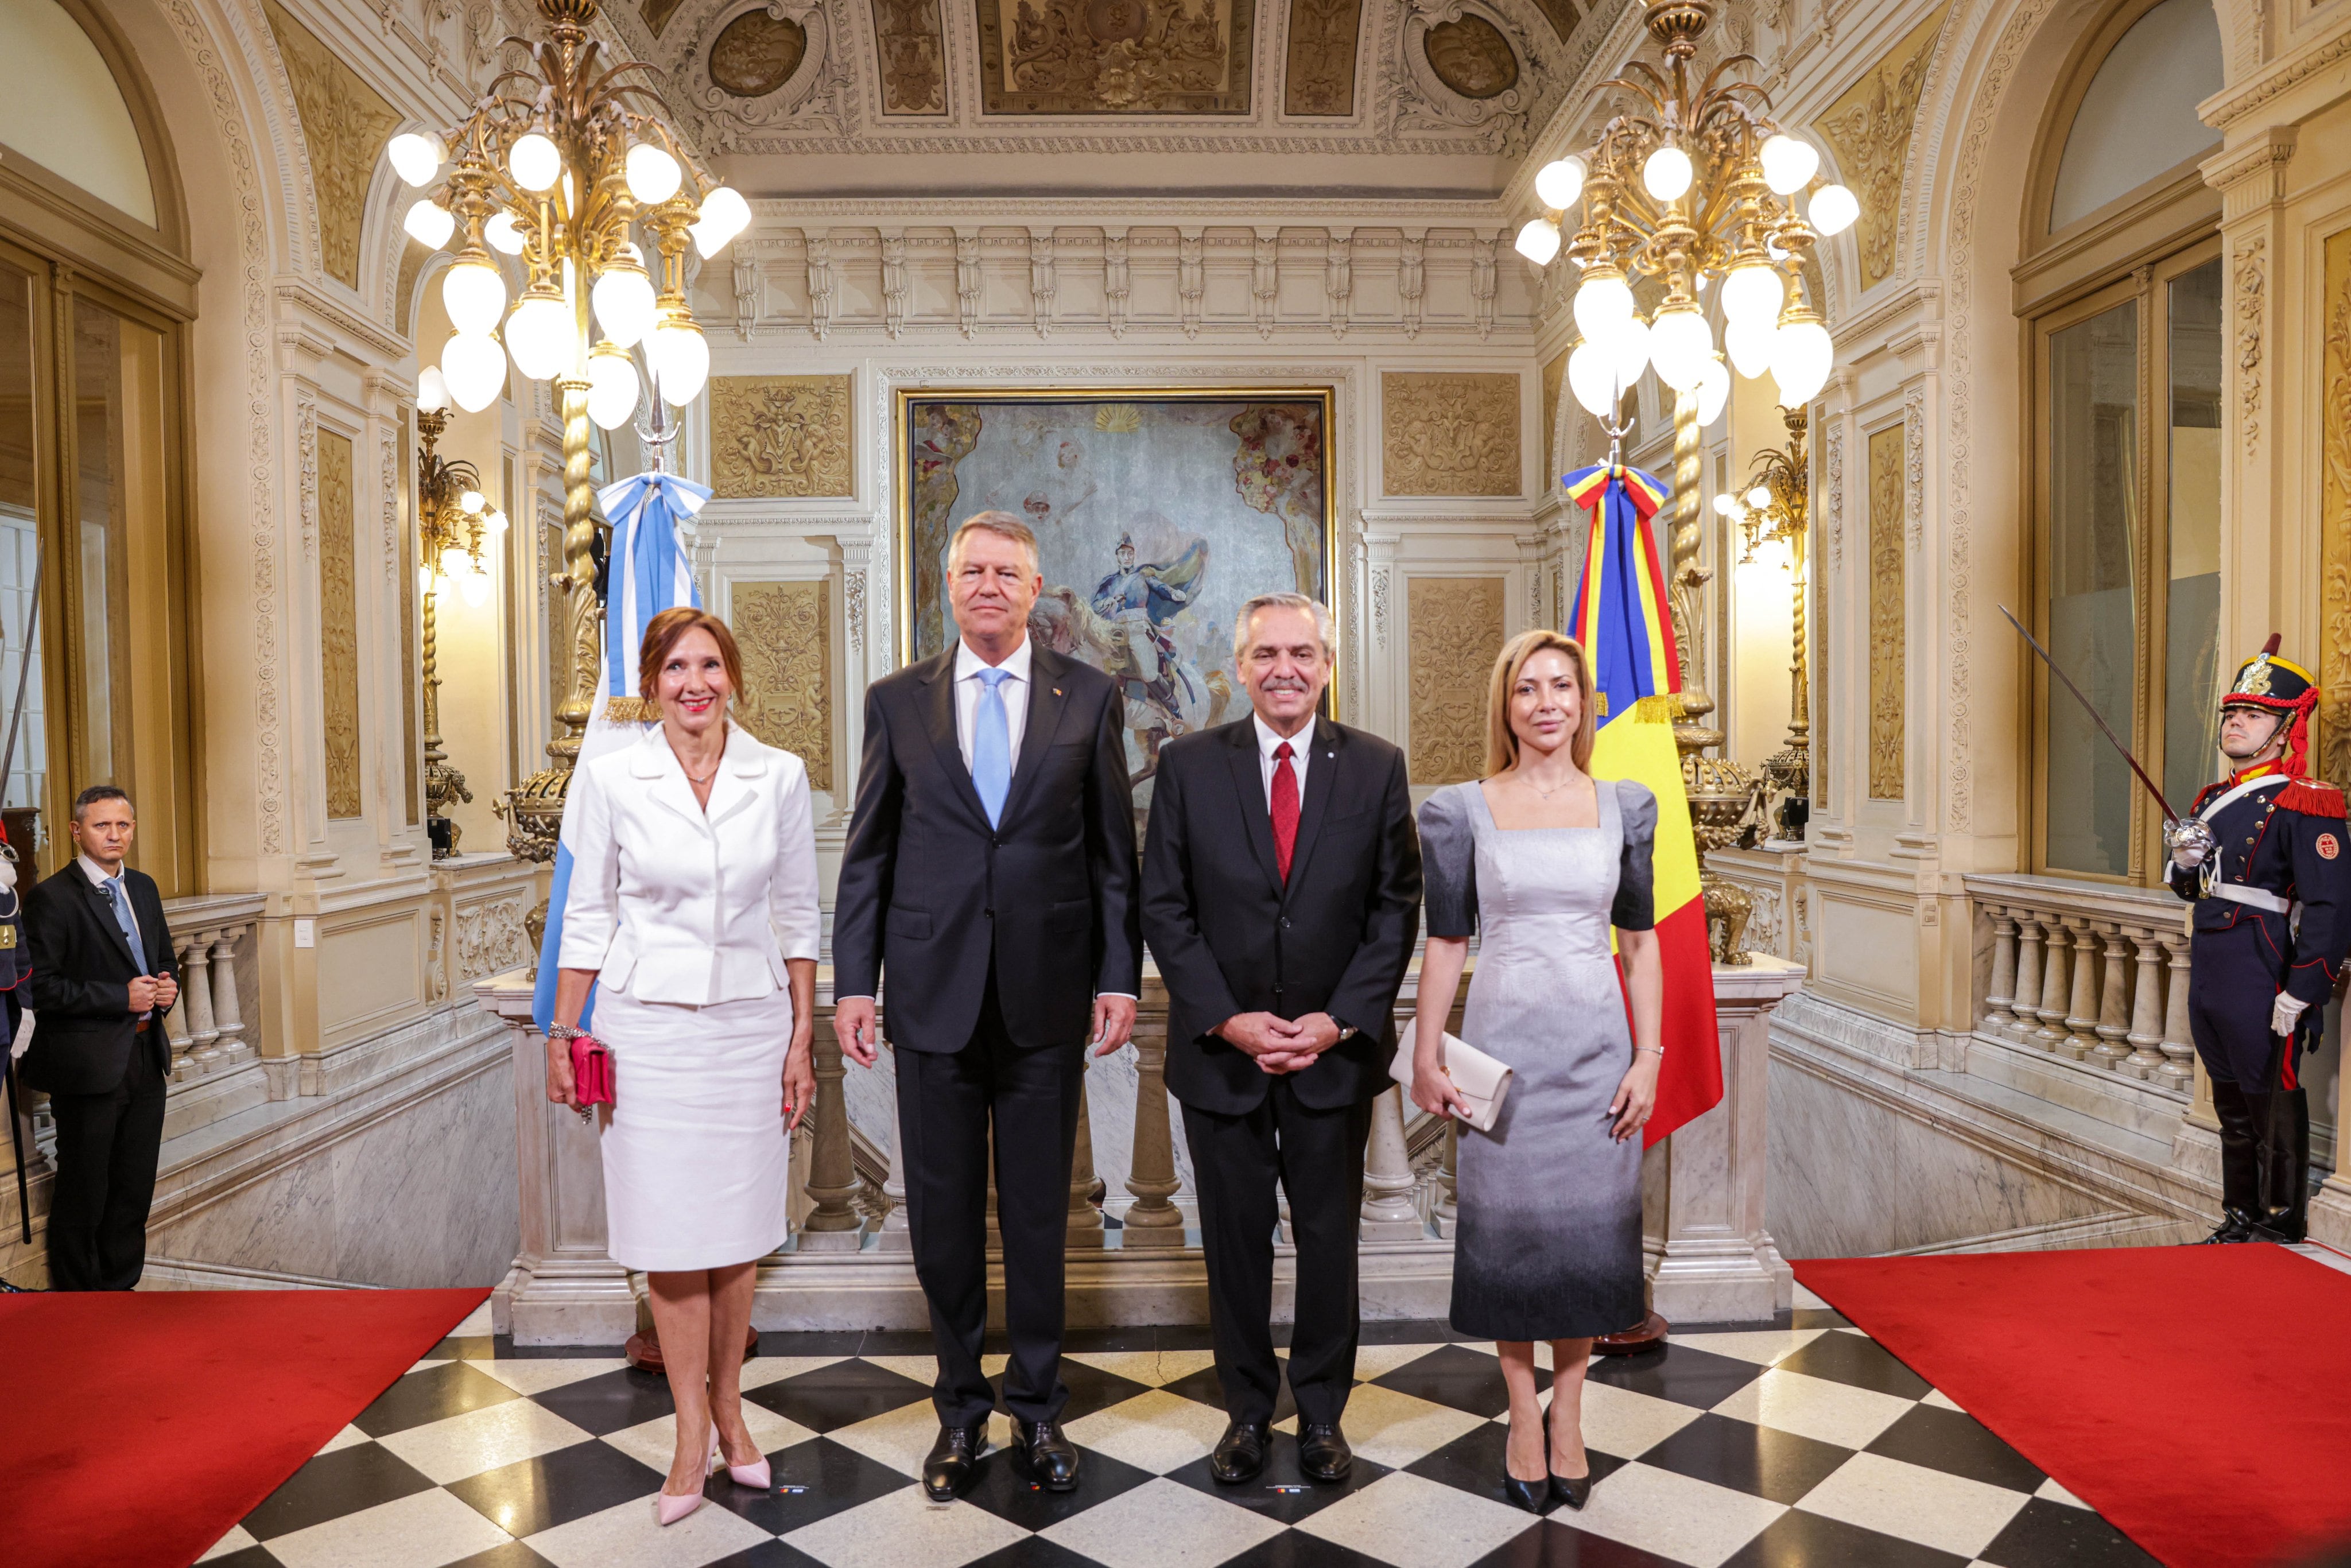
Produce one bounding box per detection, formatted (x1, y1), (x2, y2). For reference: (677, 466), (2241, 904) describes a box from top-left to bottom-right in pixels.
(1391, 1019), (1514, 1133)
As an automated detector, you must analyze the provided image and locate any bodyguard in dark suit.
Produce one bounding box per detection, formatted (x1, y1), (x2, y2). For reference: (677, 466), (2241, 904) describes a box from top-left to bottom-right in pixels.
(1141, 592), (1422, 1485)
(20, 786), (180, 1290)
(834, 513), (1142, 1500)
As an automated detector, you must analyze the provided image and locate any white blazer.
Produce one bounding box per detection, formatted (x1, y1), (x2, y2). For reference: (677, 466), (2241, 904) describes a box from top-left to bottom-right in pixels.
(557, 723), (822, 1006)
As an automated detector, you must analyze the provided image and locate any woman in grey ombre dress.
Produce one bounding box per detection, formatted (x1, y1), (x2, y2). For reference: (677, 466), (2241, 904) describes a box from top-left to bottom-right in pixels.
(1411, 629), (1665, 1515)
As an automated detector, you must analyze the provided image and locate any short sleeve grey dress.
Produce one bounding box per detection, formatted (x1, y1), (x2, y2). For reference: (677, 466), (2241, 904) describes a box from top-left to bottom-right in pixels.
(1418, 777), (1658, 1341)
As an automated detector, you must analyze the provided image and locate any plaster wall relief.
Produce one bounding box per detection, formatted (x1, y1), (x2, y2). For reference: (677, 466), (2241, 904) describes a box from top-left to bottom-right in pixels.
(733, 580), (835, 791)
(2322, 227), (2351, 788)
(1539, 346), (1567, 479)
(2236, 234), (2266, 458)
(1527, 0), (1584, 44)
(455, 894), (534, 984)
(261, 0), (404, 290)
(1381, 371), (1521, 496)
(977, 0), (1258, 115)
(643, 0), (690, 34)
(1286, 0), (1365, 115)
(1867, 421), (1905, 801)
(319, 430), (364, 820)
(709, 6), (810, 97)
(1814, 3), (1949, 291)
(872, 0), (949, 114)
(1408, 576), (1506, 784)
(710, 374), (856, 498)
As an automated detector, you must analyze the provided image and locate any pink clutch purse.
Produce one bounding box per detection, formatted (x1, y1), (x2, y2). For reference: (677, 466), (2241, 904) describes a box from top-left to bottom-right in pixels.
(570, 1034), (614, 1109)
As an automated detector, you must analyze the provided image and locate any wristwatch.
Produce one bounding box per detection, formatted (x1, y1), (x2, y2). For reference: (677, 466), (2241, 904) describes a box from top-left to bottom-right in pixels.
(1332, 1018), (1359, 1043)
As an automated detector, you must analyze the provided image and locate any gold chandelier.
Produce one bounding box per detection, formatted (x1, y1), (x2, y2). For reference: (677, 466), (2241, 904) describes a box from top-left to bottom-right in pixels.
(1516, 0), (1860, 421)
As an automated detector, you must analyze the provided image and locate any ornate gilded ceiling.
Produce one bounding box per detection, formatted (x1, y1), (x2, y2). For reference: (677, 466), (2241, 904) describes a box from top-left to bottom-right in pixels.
(585, 0), (1629, 199)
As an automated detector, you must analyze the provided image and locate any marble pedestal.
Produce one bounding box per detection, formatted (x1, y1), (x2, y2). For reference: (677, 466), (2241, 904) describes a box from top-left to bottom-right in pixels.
(1643, 955), (1806, 1324)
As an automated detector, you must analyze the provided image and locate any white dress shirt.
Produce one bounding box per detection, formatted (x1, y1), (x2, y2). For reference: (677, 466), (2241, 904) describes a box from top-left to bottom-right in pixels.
(1252, 713), (1314, 808)
(953, 636), (1031, 771)
(557, 723), (823, 1006)
(77, 854), (142, 951)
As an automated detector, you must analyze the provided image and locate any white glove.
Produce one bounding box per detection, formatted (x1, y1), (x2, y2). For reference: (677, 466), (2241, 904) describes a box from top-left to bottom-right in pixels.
(2166, 818), (2215, 869)
(2271, 992), (2310, 1037)
(9, 1007), (29, 1060)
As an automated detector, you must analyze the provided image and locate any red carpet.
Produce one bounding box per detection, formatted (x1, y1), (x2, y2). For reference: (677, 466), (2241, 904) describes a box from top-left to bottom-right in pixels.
(1796, 1248), (2351, 1567)
(0, 1286), (488, 1567)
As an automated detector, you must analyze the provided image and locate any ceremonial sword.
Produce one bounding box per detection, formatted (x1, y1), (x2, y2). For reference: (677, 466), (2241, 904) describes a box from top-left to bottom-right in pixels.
(1997, 604), (2195, 835)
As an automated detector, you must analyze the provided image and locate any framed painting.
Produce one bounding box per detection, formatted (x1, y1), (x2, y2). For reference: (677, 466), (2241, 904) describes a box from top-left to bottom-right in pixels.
(895, 386), (1336, 792)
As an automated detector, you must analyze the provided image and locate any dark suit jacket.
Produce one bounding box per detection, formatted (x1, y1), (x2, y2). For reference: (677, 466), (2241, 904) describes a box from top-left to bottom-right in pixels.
(1141, 716), (1423, 1115)
(20, 862), (178, 1096)
(834, 641), (1142, 1053)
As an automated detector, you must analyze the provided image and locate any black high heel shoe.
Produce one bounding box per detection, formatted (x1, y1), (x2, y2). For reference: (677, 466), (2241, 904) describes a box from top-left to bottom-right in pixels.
(1502, 1424), (1550, 1514)
(1548, 1419), (1593, 1511)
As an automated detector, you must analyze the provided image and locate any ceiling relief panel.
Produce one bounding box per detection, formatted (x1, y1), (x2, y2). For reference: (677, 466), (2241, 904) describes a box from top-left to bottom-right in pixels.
(1423, 15), (1519, 99)
(642, 0), (690, 34)
(709, 9), (810, 95)
(1283, 0), (1362, 117)
(872, 0), (950, 114)
(669, 1), (843, 143)
(1526, 0), (1581, 42)
(975, 0), (1256, 116)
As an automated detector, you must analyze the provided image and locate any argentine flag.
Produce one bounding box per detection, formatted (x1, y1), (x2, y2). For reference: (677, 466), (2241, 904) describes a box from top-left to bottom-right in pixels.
(530, 469), (713, 1033)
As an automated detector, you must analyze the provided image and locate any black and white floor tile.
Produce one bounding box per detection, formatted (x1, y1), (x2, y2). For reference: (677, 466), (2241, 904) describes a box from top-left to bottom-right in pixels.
(195, 1287), (2158, 1568)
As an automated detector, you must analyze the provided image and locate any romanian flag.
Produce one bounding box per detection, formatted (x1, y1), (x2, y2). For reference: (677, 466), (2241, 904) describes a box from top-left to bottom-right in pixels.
(1564, 461), (1724, 1147)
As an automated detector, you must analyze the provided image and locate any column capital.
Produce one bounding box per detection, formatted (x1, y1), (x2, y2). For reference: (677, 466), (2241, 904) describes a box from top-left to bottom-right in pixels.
(2203, 126), (2298, 220)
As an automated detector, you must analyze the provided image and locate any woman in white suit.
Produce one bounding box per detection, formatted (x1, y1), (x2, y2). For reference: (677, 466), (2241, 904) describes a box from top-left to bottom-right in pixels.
(545, 606), (821, 1524)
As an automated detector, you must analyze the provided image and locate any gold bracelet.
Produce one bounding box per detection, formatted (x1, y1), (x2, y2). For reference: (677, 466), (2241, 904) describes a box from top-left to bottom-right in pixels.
(1635, 1046), (1665, 1057)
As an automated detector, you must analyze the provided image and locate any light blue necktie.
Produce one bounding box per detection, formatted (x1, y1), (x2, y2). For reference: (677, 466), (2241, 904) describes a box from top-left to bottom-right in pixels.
(104, 875), (138, 952)
(973, 667), (1013, 828)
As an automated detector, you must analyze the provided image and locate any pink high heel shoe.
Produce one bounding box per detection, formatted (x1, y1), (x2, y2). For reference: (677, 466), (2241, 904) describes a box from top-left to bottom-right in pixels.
(653, 1439), (721, 1526)
(720, 1431), (771, 1490)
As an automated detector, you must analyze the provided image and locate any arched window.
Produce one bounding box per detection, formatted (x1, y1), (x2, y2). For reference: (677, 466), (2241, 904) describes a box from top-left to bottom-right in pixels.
(0, 0), (196, 894)
(2018, 0), (2225, 883)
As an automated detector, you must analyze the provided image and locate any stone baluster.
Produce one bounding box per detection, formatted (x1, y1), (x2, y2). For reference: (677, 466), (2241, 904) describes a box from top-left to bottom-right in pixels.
(2123, 927), (2167, 1080)
(1359, 1086), (1423, 1240)
(796, 1023), (865, 1251)
(1434, 1120), (1459, 1239)
(2059, 917), (2100, 1059)
(1067, 1088), (1107, 1247)
(210, 925), (253, 1066)
(2089, 923), (2131, 1069)
(183, 928), (223, 1072)
(1981, 906), (2019, 1038)
(1123, 1036), (1185, 1247)
(2009, 911), (2045, 1044)
(876, 1046), (911, 1252)
(2159, 930), (2197, 1084)
(2032, 917), (2072, 1049)
(162, 936), (195, 1081)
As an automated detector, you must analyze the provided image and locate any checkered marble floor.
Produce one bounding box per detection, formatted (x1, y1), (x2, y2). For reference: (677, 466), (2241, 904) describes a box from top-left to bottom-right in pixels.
(195, 1287), (2157, 1568)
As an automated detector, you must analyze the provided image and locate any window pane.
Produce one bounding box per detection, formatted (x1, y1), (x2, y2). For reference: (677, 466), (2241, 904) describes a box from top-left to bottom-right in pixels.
(2045, 299), (2139, 876)
(70, 296), (164, 798)
(0, 261), (44, 847)
(2163, 258), (2224, 815)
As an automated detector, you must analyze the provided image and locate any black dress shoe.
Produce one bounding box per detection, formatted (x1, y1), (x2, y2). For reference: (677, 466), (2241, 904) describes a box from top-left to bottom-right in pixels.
(2198, 1209), (2257, 1244)
(2258, 1206), (2308, 1244)
(1501, 1472), (1549, 1513)
(1015, 1419), (1081, 1492)
(923, 1426), (986, 1503)
(1549, 1472), (1593, 1511)
(1209, 1420), (1270, 1485)
(1297, 1423), (1353, 1482)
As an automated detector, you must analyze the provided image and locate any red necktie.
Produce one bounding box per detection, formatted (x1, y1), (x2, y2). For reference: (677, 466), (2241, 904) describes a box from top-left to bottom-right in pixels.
(1271, 741), (1299, 882)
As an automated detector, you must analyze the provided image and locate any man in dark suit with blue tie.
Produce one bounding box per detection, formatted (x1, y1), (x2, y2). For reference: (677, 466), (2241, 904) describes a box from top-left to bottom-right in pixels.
(20, 786), (180, 1290)
(834, 513), (1142, 1501)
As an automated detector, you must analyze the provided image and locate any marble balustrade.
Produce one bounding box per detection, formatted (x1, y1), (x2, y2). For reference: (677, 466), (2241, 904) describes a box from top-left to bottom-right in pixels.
(157, 892), (266, 1084)
(1964, 875), (2193, 1090)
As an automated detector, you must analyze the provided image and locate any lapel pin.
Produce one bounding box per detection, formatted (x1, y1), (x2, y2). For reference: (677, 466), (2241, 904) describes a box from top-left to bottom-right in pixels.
(1053, 688), (1062, 696)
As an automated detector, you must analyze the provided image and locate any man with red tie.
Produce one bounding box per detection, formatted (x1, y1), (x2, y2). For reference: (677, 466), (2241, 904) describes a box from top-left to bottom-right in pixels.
(1140, 592), (1423, 1486)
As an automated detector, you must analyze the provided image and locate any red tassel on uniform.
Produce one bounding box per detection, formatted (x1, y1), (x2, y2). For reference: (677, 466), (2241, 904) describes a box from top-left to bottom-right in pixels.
(2276, 777), (2345, 817)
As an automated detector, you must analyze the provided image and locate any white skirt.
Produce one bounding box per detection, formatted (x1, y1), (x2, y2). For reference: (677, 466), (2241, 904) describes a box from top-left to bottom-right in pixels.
(594, 983), (794, 1271)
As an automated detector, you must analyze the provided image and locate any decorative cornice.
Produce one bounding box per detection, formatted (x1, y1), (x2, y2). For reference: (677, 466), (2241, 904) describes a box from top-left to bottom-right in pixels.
(747, 196), (1512, 223)
(275, 279), (410, 360)
(2202, 21), (2351, 133)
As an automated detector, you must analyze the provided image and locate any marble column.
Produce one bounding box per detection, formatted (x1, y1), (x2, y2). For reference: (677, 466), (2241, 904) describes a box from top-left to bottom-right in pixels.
(1981, 907), (2018, 1037)
(210, 927), (254, 1066)
(1358, 1086), (1423, 1240)
(184, 930), (223, 1072)
(876, 1046), (911, 1252)
(2009, 913), (2045, 1043)
(1122, 1036), (1185, 1247)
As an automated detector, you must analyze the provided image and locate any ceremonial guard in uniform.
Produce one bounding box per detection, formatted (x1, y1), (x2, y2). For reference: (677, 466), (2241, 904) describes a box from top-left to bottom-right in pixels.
(2164, 639), (2351, 1243)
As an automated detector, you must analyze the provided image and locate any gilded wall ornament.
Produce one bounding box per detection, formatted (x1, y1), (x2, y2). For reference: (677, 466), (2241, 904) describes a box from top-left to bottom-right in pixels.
(976, 0), (1256, 115)
(711, 374), (855, 498)
(1867, 422), (1906, 800)
(1381, 372), (1520, 497)
(2322, 227), (2351, 787)
(873, 0), (949, 113)
(1408, 577), (1505, 785)
(319, 430), (364, 820)
(1283, 0), (1363, 117)
(261, 0), (404, 289)
(734, 581), (834, 791)
(1816, 3), (1949, 291)
(710, 8), (810, 97)
(1422, 14), (1520, 100)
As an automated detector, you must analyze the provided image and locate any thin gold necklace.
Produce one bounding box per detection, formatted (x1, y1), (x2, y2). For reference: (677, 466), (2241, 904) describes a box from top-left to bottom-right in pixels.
(1520, 768), (1581, 801)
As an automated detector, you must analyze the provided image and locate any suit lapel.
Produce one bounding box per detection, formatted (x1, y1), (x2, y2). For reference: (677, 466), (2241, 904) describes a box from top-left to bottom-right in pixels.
(1279, 717), (1343, 903)
(920, 647), (992, 829)
(83, 874), (142, 971)
(635, 731), (710, 833)
(998, 645), (1068, 828)
(1224, 721), (1284, 898)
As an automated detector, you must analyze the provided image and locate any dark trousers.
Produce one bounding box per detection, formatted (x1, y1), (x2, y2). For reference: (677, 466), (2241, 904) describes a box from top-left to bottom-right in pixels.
(1182, 1078), (1374, 1428)
(46, 1035), (165, 1291)
(895, 978), (1083, 1430)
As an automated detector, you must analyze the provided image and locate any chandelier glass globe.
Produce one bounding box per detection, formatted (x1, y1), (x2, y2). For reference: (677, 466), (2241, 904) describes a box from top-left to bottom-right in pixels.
(402, 200), (455, 250)
(441, 332), (506, 413)
(690, 188), (752, 258)
(1694, 356), (1731, 426)
(442, 260), (507, 336)
(387, 132), (444, 187)
(484, 212), (527, 255)
(1649, 306), (1714, 393)
(587, 343), (642, 430)
(1769, 319), (1835, 406)
(1573, 270), (1636, 342)
(509, 132), (561, 193)
(1514, 218), (1562, 265)
(1759, 135), (1821, 195)
(416, 364), (451, 413)
(591, 249), (657, 348)
(505, 292), (577, 382)
(1720, 264), (1784, 329)
(1568, 342), (1624, 419)
(1642, 145), (1694, 202)
(1605, 316), (1653, 389)
(1809, 184), (1860, 236)
(646, 313), (709, 406)
(1533, 156), (1586, 211)
(1725, 316), (1778, 379)
(624, 143), (683, 205)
